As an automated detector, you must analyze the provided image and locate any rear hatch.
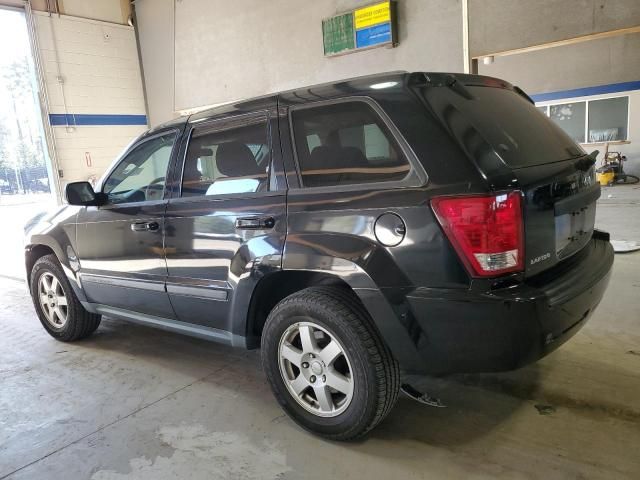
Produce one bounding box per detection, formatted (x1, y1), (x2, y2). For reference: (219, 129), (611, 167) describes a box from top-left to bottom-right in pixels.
(418, 74), (600, 277)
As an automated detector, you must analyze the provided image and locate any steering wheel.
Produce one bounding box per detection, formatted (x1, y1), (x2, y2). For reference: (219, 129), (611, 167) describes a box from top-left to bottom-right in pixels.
(144, 177), (165, 201)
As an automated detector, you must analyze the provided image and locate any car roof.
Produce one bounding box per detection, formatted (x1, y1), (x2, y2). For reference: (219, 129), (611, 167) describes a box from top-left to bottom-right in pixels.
(187, 71), (410, 124)
(153, 71), (516, 128)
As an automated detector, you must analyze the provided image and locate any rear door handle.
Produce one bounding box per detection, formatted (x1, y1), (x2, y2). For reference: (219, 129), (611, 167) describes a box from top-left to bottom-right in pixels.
(235, 217), (275, 230)
(131, 221), (159, 232)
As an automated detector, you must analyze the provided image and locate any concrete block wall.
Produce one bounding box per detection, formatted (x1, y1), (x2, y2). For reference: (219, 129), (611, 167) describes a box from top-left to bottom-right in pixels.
(34, 12), (147, 184)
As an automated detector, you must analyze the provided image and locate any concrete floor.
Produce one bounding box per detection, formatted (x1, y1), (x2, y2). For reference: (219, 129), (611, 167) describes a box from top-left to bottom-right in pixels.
(1, 187), (639, 479)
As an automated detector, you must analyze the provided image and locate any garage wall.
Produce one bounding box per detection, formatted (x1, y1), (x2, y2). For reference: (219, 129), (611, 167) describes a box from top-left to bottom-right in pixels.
(134, 0), (174, 127)
(477, 34), (640, 94)
(468, 0), (640, 58)
(135, 0), (463, 124)
(478, 30), (640, 176)
(134, 0), (639, 174)
(34, 12), (147, 184)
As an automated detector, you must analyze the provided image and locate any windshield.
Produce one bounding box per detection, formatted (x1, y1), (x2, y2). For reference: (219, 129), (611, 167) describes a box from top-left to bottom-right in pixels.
(421, 84), (586, 168)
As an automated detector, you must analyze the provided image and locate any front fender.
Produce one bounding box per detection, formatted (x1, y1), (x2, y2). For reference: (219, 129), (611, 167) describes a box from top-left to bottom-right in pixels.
(24, 206), (87, 303)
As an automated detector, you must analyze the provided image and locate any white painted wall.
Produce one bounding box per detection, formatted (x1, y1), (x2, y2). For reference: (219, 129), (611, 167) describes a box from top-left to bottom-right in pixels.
(34, 12), (147, 184)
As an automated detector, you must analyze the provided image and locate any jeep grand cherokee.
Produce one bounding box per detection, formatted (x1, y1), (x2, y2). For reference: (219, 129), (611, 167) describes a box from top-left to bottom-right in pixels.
(25, 72), (613, 439)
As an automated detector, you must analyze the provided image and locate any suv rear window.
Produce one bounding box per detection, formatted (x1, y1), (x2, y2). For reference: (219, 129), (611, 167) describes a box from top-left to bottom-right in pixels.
(291, 101), (411, 188)
(421, 85), (586, 168)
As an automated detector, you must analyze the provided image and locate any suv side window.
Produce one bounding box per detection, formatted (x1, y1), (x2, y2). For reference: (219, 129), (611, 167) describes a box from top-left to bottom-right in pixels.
(291, 101), (411, 188)
(103, 132), (176, 204)
(181, 115), (270, 197)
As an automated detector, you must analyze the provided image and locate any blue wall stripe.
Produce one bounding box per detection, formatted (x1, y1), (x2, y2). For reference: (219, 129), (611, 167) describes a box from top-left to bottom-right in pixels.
(530, 80), (640, 102)
(49, 114), (148, 126)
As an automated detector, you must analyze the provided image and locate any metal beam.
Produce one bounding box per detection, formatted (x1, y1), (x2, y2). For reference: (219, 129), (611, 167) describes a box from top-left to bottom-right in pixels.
(462, 0), (470, 73)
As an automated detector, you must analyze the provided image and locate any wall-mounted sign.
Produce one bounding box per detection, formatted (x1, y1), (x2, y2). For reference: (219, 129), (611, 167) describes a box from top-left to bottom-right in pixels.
(322, 12), (355, 55)
(322, 1), (397, 57)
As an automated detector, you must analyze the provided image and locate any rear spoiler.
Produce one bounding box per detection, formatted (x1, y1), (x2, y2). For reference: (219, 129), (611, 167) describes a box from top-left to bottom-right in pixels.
(409, 72), (535, 105)
(514, 86), (534, 104)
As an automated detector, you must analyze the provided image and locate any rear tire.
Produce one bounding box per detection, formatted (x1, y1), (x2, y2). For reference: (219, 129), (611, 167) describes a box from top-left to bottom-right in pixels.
(30, 254), (101, 341)
(261, 286), (400, 440)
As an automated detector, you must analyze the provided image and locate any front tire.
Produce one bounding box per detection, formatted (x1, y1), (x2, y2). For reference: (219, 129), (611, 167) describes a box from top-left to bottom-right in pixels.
(30, 254), (101, 341)
(261, 286), (400, 440)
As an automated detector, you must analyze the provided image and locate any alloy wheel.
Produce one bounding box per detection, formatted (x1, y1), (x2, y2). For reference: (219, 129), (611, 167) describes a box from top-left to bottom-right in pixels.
(278, 321), (354, 417)
(38, 272), (68, 329)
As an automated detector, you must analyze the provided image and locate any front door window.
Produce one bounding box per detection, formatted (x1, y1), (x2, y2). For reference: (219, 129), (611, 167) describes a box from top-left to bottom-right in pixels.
(103, 132), (177, 204)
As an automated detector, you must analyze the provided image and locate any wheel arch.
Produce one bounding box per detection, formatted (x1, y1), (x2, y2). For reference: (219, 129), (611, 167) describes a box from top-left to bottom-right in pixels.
(25, 244), (56, 284)
(25, 237), (87, 303)
(245, 270), (353, 345)
(243, 264), (426, 372)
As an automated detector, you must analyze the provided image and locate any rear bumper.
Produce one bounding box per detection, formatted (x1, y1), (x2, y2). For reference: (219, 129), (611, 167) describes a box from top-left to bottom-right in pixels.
(401, 235), (613, 375)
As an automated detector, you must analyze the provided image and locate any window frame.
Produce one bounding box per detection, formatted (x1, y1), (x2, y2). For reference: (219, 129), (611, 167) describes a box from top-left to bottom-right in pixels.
(287, 96), (427, 193)
(96, 128), (180, 209)
(174, 110), (275, 202)
(536, 94), (630, 145)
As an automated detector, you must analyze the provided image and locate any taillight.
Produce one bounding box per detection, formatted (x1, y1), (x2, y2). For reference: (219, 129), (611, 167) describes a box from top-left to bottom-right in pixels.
(431, 192), (524, 277)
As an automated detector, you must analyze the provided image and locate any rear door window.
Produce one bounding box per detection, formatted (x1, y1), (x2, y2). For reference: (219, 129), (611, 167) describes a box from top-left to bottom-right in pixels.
(421, 85), (586, 168)
(181, 115), (270, 197)
(291, 101), (411, 188)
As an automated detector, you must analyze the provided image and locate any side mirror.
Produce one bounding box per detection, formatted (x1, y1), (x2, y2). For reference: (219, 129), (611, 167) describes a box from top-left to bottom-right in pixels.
(65, 181), (107, 206)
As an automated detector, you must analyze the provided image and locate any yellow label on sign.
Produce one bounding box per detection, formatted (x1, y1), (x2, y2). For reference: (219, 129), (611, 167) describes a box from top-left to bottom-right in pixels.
(354, 1), (391, 30)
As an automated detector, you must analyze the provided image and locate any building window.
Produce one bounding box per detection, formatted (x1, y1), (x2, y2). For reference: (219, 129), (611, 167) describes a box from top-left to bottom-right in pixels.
(588, 97), (629, 142)
(537, 95), (629, 144)
(550, 102), (586, 144)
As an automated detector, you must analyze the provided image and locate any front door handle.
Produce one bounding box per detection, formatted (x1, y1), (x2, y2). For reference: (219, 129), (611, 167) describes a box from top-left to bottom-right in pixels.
(131, 221), (159, 232)
(235, 217), (275, 230)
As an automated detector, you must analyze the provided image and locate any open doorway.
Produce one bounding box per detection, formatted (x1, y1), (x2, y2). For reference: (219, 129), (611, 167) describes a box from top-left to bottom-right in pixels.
(0, 7), (53, 203)
(0, 6), (54, 279)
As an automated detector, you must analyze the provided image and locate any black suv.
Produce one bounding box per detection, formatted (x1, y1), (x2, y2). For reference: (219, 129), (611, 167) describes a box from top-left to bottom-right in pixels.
(25, 72), (613, 439)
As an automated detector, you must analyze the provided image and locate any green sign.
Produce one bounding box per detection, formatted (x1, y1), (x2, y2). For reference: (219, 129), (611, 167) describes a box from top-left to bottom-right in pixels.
(322, 12), (355, 56)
